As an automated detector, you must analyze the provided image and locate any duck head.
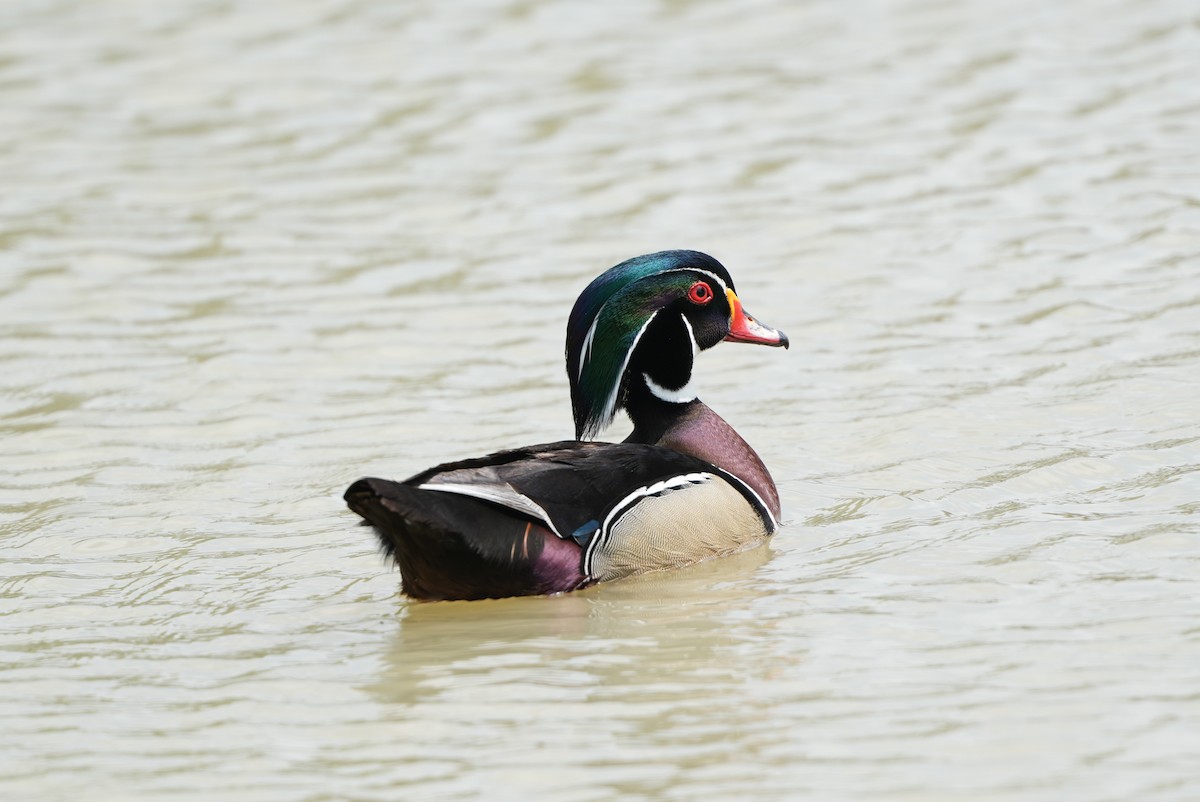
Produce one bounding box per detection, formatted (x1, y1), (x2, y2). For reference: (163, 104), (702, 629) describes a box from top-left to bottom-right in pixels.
(566, 250), (788, 440)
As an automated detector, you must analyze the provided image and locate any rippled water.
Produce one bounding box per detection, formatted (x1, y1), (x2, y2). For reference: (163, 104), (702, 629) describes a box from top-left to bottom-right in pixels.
(3, 1), (1200, 800)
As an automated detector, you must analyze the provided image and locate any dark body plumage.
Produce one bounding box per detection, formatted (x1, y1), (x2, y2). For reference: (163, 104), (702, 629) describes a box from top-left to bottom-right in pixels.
(345, 250), (788, 601)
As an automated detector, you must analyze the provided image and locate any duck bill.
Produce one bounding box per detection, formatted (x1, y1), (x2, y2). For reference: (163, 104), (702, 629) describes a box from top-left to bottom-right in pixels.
(724, 290), (789, 348)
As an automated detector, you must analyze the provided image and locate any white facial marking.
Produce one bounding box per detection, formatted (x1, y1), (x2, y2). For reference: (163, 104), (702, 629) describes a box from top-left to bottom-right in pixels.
(641, 313), (700, 404)
(576, 266), (727, 439)
(578, 312), (601, 381)
(586, 310), (657, 439)
(659, 267), (729, 295)
(643, 372), (696, 403)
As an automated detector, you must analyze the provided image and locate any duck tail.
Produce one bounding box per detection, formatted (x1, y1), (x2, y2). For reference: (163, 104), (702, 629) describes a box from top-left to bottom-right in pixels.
(344, 478), (585, 600)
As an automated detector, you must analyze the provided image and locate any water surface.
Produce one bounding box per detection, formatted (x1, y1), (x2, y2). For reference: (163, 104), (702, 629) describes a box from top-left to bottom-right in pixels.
(2, 1), (1199, 800)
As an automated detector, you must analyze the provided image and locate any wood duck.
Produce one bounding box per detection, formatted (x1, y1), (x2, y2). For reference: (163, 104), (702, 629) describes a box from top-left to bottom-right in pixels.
(345, 250), (788, 600)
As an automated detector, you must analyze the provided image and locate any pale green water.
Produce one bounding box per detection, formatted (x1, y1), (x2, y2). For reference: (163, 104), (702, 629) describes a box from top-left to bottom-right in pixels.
(2, 1), (1199, 800)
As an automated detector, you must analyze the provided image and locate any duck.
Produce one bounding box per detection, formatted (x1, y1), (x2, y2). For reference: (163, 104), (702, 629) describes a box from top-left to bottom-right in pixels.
(344, 250), (788, 600)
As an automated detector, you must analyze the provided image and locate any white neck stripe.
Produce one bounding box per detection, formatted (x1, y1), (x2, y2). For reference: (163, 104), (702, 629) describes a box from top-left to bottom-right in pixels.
(642, 312), (699, 404)
(643, 372), (697, 404)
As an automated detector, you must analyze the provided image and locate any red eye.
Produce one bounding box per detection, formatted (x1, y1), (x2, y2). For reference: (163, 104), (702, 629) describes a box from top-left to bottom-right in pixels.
(688, 281), (713, 305)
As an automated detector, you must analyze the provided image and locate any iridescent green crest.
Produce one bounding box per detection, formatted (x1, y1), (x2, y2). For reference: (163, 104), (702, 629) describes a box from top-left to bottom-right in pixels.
(565, 250), (733, 439)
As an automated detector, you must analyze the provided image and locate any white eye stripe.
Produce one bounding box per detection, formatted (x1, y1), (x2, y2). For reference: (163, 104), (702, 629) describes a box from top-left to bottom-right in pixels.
(574, 267), (727, 438)
(578, 268), (725, 376)
(658, 267), (729, 295)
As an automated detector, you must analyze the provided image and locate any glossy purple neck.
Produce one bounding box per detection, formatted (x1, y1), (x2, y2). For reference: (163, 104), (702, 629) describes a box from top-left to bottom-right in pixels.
(626, 400), (781, 520)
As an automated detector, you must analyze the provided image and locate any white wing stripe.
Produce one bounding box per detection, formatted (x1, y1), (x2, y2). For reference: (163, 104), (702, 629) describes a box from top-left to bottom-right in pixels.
(418, 482), (564, 538)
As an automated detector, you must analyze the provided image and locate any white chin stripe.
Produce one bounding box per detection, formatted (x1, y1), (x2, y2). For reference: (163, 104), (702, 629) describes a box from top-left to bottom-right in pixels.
(642, 312), (699, 404)
(643, 372), (697, 404)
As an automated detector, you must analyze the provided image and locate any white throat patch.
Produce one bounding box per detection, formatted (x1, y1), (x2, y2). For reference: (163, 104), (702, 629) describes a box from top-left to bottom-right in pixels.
(643, 373), (697, 403)
(643, 313), (699, 404)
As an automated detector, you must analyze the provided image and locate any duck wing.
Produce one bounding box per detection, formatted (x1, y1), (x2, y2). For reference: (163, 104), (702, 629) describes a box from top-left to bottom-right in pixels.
(345, 441), (774, 600)
(407, 440), (730, 539)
